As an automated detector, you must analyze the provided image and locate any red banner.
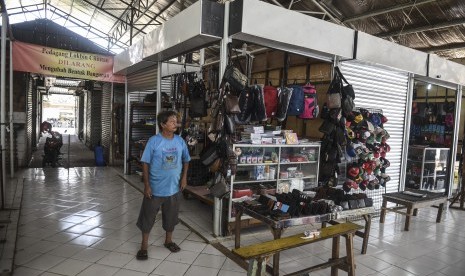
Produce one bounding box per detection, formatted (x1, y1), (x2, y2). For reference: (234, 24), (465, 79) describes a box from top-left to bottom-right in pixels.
(12, 41), (125, 83)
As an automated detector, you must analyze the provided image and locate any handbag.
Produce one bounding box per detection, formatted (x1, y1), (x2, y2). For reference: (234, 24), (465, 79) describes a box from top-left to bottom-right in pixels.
(209, 158), (222, 173)
(327, 93), (341, 109)
(224, 114), (235, 135)
(318, 120), (336, 135)
(224, 93), (241, 114)
(209, 172), (230, 198)
(223, 64), (248, 92)
(200, 143), (219, 166)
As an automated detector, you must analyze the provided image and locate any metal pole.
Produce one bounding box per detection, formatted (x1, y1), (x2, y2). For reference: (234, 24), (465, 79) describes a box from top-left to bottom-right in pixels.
(9, 40), (13, 177)
(109, 82), (114, 165)
(156, 62), (162, 134)
(124, 80), (129, 174)
(400, 73), (415, 191)
(214, 0), (231, 237)
(1, 13), (8, 205)
(450, 85), (463, 197)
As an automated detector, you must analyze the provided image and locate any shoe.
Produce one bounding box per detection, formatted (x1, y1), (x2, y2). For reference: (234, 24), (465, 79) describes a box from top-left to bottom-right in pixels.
(136, 249), (148, 260)
(164, 242), (180, 253)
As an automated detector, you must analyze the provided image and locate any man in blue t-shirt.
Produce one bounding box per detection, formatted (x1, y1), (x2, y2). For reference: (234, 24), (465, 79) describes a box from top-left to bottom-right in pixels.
(136, 111), (190, 260)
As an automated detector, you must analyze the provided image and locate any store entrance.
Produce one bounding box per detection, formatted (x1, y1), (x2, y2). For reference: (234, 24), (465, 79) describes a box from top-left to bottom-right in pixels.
(42, 94), (77, 135)
(28, 77), (95, 168)
(406, 81), (457, 195)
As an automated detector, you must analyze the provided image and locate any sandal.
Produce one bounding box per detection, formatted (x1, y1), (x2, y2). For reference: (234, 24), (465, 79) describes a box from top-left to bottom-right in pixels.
(164, 242), (180, 253)
(136, 249), (148, 260)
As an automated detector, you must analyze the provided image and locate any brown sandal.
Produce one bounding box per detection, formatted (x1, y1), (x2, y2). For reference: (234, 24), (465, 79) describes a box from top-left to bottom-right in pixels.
(164, 242), (180, 253)
(136, 249), (148, 260)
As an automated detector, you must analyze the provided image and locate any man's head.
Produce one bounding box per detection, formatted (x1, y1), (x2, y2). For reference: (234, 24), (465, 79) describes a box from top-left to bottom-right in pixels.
(157, 111), (178, 133)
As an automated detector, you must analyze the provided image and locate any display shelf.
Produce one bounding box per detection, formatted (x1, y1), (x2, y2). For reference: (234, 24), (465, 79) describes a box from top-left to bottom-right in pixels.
(237, 163), (279, 167)
(279, 175), (317, 180)
(232, 179), (277, 184)
(279, 161), (318, 164)
(406, 146), (450, 191)
(228, 143), (321, 223)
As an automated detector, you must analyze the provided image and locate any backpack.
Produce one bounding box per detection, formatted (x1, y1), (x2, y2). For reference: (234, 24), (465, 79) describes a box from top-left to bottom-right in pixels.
(263, 85), (278, 118)
(299, 83), (319, 119)
(287, 85), (304, 116)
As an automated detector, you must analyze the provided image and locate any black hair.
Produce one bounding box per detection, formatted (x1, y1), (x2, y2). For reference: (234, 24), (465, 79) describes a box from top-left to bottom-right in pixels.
(157, 110), (178, 130)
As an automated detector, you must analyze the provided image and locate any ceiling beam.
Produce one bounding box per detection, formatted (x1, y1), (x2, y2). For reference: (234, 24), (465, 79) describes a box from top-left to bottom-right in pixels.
(79, 0), (146, 35)
(377, 18), (465, 38)
(342, 0), (436, 23)
(130, 0), (177, 38)
(417, 42), (465, 53)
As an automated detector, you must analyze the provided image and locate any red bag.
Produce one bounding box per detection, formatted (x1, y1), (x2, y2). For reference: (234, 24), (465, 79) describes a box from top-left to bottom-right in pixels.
(299, 83), (319, 119)
(263, 85), (278, 118)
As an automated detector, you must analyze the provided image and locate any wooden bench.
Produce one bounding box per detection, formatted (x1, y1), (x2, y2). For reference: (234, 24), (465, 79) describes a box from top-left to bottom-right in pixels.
(380, 190), (447, 231)
(232, 222), (363, 276)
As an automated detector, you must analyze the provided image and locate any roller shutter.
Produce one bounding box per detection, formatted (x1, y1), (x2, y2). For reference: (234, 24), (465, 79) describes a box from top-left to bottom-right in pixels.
(26, 75), (33, 161)
(340, 61), (409, 209)
(91, 87), (102, 148)
(127, 65), (157, 92)
(101, 82), (112, 163)
(85, 91), (92, 148)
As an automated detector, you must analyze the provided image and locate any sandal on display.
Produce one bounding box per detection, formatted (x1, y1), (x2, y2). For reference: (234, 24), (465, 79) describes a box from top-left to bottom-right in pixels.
(164, 242), (181, 253)
(136, 249), (148, 260)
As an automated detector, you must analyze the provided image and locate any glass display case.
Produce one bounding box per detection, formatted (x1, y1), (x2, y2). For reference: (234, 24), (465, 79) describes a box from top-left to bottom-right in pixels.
(229, 143), (320, 222)
(406, 145), (450, 192)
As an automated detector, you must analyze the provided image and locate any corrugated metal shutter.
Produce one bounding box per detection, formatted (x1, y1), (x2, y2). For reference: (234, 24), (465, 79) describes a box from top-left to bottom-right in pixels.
(101, 83), (112, 163)
(127, 66), (158, 92)
(78, 94), (84, 140)
(26, 75), (33, 161)
(340, 61), (409, 209)
(85, 91), (92, 148)
(91, 88), (102, 148)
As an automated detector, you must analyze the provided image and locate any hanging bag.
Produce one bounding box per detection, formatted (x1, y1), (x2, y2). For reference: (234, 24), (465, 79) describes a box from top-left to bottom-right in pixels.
(299, 82), (319, 119)
(287, 84), (305, 116)
(263, 84), (279, 118)
(222, 43), (248, 92)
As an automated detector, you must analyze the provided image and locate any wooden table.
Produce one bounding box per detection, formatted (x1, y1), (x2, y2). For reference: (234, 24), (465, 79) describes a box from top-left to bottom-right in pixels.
(233, 202), (330, 276)
(380, 190), (447, 231)
(233, 222), (363, 276)
(323, 207), (375, 254)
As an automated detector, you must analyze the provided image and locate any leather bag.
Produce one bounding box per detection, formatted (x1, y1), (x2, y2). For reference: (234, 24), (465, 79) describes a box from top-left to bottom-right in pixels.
(223, 64), (248, 92)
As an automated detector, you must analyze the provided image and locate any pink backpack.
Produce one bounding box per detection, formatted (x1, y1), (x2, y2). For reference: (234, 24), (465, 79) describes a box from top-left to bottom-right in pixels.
(299, 83), (319, 119)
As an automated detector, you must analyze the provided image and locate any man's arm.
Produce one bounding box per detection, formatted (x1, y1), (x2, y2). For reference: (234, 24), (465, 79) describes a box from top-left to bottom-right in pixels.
(142, 163), (152, 198)
(180, 162), (189, 191)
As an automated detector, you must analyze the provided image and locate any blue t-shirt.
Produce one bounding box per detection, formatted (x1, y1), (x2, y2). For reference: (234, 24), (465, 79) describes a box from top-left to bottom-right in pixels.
(141, 134), (191, 197)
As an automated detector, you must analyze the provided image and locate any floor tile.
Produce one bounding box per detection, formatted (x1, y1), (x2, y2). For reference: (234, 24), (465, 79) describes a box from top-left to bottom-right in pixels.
(10, 266), (43, 276)
(97, 251), (135, 268)
(184, 265), (219, 276)
(49, 245), (85, 261)
(48, 259), (93, 276)
(217, 270), (246, 276)
(71, 248), (110, 262)
(165, 250), (200, 264)
(22, 253), (66, 271)
(124, 258), (162, 273)
(151, 260), (190, 276)
(75, 263), (120, 276)
(68, 235), (102, 247)
(113, 268), (149, 276)
(192, 253), (226, 269)
(178, 240), (207, 253)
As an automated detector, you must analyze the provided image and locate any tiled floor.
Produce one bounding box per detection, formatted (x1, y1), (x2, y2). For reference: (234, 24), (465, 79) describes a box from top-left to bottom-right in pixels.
(7, 166), (465, 275)
(11, 167), (243, 276)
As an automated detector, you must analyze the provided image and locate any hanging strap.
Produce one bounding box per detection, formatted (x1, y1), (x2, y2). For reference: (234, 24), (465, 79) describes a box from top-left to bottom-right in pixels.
(335, 66), (350, 85)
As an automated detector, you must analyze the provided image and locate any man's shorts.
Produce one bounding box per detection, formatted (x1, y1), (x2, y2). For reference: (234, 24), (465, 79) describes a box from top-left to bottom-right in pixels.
(136, 192), (180, 233)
